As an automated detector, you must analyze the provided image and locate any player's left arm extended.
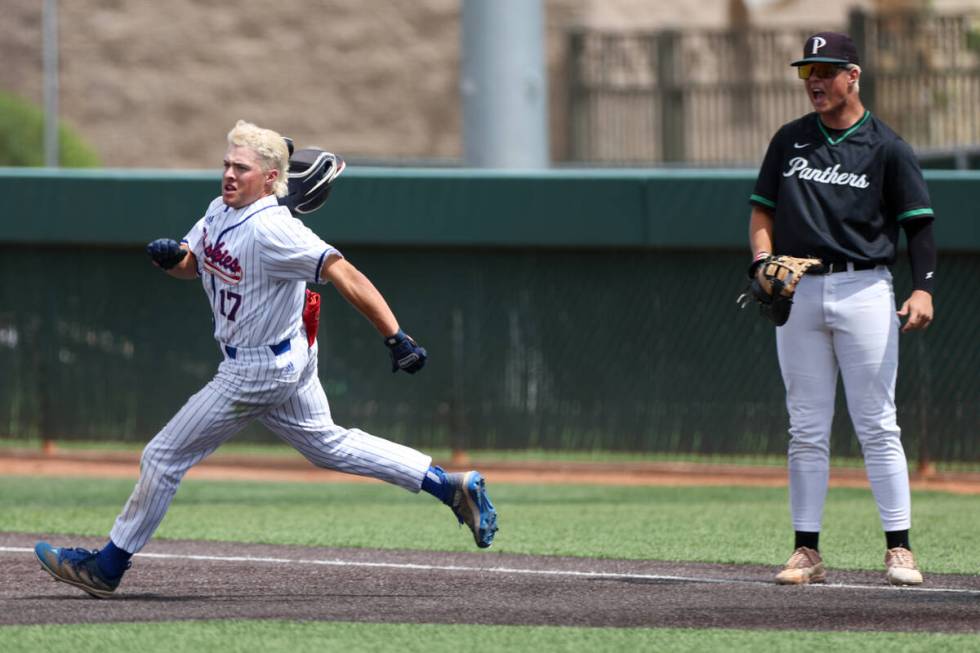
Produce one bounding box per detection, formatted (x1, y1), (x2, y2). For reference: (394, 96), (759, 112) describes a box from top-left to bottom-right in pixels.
(321, 255), (428, 374)
(320, 255), (400, 336)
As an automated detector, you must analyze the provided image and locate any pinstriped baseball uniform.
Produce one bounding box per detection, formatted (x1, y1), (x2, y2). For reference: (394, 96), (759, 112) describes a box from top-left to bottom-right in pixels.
(110, 194), (430, 554)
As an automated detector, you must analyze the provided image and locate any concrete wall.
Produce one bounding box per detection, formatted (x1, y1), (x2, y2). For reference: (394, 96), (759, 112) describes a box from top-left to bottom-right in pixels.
(0, 0), (916, 168)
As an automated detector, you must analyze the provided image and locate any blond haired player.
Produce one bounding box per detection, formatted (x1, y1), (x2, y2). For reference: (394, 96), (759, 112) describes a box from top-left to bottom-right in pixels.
(35, 120), (497, 598)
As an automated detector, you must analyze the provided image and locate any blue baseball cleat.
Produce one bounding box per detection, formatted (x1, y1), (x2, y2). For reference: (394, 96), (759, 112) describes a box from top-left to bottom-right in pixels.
(35, 541), (128, 598)
(447, 471), (498, 548)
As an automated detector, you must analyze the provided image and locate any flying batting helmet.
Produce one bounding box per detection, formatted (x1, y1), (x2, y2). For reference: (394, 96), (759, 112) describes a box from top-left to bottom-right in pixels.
(279, 147), (346, 215)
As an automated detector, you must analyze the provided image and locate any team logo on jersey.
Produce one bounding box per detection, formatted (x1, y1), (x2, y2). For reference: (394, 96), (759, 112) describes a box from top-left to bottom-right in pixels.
(783, 156), (870, 189)
(202, 228), (243, 284)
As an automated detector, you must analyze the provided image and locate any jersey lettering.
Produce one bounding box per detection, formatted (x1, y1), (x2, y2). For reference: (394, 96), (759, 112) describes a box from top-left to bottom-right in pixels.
(201, 227), (244, 285)
(782, 157), (870, 189)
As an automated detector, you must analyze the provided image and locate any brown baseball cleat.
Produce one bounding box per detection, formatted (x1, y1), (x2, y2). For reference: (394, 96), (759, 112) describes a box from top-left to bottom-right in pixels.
(775, 546), (826, 584)
(885, 547), (923, 586)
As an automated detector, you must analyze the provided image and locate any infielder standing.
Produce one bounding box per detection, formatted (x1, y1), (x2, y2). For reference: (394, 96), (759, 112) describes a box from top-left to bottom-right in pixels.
(35, 120), (498, 598)
(748, 33), (935, 585)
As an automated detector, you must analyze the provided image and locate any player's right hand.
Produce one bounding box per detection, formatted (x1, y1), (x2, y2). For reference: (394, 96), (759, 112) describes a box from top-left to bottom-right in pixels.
(385, 330), (428, 374)
(146, 238), (188, 270)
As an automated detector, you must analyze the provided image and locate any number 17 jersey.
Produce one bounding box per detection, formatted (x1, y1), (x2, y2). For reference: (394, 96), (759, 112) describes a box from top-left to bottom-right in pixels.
(183, 194), (340, 348)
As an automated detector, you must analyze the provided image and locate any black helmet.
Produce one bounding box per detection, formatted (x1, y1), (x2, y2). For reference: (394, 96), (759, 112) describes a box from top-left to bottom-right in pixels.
(279, 147), (346, 215)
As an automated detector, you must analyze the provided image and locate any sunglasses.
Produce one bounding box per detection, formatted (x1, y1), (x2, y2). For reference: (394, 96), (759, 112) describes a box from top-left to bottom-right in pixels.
(797, 63), (849, 80)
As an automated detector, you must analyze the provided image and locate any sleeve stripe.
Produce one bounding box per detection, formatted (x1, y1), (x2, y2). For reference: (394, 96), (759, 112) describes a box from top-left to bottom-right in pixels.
(749, 194), (775, 208)
(314, 249), (329, 283)
(897, 208), (934, 221)
(315, 247), (343, 282)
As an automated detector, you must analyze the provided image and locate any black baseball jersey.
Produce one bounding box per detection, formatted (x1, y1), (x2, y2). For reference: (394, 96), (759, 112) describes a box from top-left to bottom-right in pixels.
(750, 111), (934, 264)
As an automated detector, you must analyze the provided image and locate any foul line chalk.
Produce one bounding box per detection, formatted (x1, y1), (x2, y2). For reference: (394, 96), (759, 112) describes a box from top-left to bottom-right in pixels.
(4, 546), (976, 596)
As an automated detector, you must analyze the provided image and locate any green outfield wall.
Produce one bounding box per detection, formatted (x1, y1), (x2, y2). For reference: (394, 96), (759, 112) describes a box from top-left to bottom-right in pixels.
(2, 167), (978, 249)
(0, 169), (977, 461)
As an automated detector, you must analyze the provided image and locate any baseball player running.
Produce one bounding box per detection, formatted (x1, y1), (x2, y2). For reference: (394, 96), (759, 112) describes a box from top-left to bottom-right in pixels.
(748, 33), (935, 586)
(35, 120), (497, 598)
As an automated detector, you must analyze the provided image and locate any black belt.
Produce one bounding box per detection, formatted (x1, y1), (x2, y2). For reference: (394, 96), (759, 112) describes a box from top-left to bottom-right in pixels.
(224, 338), (291, 360)
(814, 261), (877, 274)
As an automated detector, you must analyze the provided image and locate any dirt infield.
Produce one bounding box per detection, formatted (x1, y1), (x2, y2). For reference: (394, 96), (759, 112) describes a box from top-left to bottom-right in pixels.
(3, 448), (980, 493)
(2, 533), (978, 632)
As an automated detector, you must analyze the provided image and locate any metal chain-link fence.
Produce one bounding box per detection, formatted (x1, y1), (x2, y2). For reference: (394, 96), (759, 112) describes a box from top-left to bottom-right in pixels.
(568, 10), (980, 166)
(1, 245), (976, 462)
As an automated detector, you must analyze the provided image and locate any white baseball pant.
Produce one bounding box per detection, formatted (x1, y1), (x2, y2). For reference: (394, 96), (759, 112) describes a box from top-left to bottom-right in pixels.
(776, 265), (912, 533)
(110, 333), (431, 554)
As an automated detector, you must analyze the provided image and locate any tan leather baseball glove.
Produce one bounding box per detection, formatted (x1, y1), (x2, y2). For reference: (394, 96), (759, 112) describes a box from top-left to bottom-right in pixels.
(738, 255), (824, 326)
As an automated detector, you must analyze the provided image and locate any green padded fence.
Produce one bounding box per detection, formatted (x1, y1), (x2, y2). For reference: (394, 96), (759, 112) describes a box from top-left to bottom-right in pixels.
(0, 169), (977, 461)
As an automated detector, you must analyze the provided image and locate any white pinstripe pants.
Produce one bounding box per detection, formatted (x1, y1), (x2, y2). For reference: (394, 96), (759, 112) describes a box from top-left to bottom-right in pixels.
(776, 266), (912, 533)
(110, 333), (431, 553)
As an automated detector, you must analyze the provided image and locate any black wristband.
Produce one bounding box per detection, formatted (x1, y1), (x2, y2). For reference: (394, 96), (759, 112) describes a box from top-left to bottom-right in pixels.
(747, 252), (770, 279)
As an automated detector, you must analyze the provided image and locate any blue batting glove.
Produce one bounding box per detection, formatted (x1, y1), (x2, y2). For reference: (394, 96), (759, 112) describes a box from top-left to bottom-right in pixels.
(385, 329), (427, 374)
(146, 238), (187, 270)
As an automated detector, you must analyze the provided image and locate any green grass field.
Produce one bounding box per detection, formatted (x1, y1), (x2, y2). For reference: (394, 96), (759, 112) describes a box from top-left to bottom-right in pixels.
(1, 474), (977, 651)
(3, 620), (978, 653)
(1, 476), (976, 571)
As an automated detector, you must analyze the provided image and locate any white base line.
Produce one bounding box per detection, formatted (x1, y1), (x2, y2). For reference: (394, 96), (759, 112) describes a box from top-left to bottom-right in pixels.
(4, 546), (977, 596)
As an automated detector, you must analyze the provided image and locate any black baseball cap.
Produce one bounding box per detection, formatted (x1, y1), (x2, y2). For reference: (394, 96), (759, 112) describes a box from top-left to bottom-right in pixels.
(791, 32), (860, 67)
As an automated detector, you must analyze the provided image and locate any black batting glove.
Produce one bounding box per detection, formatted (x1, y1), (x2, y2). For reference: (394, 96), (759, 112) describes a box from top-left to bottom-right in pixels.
(385, 329), (428, 374)
(146, 238), (188, 270)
